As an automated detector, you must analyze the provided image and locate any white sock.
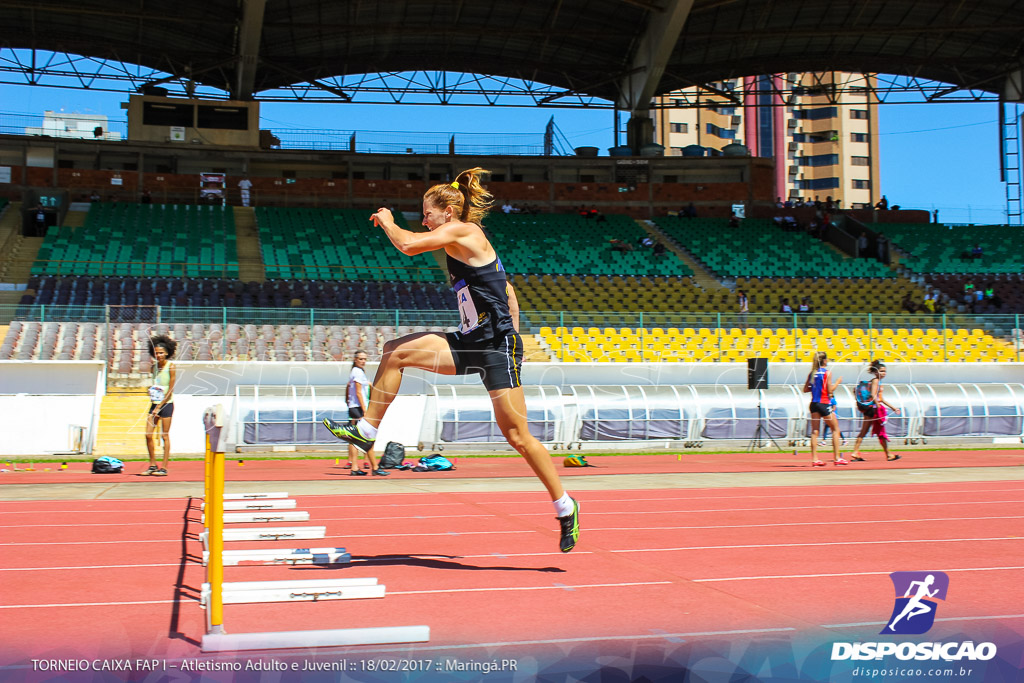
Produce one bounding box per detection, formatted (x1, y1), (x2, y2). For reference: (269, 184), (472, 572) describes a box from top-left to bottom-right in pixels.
(553, 492), (575, 517)
(356, 419), (378, 439)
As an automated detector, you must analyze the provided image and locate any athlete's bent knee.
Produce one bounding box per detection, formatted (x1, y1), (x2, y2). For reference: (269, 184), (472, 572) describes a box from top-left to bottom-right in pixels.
(502, 425), (532, 453)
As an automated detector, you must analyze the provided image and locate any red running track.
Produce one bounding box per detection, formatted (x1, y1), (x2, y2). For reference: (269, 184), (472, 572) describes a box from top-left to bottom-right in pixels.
(2, 480), (1024, 668)
(1, 448), (1022, 485)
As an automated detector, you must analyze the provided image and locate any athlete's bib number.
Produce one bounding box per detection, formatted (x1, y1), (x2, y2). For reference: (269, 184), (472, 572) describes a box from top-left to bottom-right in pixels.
(148, 385), (166, 403)
(455, 284), (480, 334)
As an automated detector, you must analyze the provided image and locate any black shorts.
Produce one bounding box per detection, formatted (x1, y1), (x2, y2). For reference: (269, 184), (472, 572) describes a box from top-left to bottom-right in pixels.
(809, 402), (832, 416)
(857, 404), (878, 418)
(149, 403), (174, 418)
(445, 331), (524, 392)
(348, 406), (364, 421)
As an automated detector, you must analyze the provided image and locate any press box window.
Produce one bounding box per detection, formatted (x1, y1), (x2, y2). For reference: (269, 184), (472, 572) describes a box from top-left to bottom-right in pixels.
(196, 105), (249, 130)
(142, 102), (193, 127)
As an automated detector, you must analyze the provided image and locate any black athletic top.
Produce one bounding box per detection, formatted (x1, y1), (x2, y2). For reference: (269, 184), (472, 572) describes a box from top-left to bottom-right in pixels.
(446, 253), (516, 343)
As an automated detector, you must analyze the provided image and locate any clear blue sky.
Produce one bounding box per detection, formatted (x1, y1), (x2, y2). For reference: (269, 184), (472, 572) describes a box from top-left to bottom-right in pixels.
(3, 80), (1015, 224)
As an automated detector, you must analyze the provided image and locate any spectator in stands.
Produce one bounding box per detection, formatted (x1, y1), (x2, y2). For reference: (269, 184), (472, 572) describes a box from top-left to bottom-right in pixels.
(140, 188), (152, 204)
(323, 167), (581, 553)
(33, 203), (47, 236)
(857, 232), (869, 257)
(901, 293), (918, 313)
(728, 212), (741, 228)
(933, 209), (939, 223)
(971, 243), (983, 260)
(502, 201), (513, 214)
(779, 298), (793, 313)
(639, 235), (654, 249)
(798, 297), (814, 314)
(684, 201), (697, 218)
(876, 234), (889, 263)
(874, 195), (889, 210)
(609, 238), (632, 253)
(825, 196), (836, 212)
(923, 292), (936, 313)
(775, 196), (784, 208)
(89, 190), (101, 203)
(142, 335), (177, 477)
(652, 241), (666, 256)
(238, 177), (253, 207)
(345, 350), (387, 476)
(737, 289), (749, 319)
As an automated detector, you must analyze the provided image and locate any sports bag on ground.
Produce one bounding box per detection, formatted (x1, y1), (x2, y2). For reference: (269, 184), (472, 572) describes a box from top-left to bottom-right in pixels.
(415, 454), (454, 471)
(91, 456), (124, 474)
(379, 441), (406, 469)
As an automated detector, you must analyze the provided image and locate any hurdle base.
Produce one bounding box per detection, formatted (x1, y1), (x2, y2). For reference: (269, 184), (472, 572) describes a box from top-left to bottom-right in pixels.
(201, 625), (430, 652)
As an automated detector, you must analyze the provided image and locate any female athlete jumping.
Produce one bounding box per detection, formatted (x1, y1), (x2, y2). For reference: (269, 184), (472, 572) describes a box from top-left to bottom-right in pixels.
(324, 168), (580, 552)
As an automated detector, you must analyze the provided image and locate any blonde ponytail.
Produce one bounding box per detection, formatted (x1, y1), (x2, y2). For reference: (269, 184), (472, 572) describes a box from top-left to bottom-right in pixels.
(810, 350), (827, 374)
(424, 167), (493, 225)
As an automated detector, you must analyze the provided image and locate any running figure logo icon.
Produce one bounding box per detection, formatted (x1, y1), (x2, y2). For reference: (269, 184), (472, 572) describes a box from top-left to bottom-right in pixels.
(880, 571), (949, 635)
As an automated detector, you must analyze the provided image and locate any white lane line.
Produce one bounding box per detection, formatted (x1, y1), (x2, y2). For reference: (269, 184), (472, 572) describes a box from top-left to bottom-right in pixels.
(824, 613), (1024, 628)
(693, 566), (1024, 583)
(4, 532), (536, 548)
(4, 513), (1022, 546)
(390, 580), (673, 595)
(4, 485), (1023, 515)
(0, 598), (191, 609)
(0, 563), (179, 571)
(612, 536), (1023, 554)
(6, 497), (1024, 529)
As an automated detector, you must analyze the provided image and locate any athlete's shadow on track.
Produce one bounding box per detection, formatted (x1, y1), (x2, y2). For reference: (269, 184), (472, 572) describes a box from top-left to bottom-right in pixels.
(291, 554), (565, 573)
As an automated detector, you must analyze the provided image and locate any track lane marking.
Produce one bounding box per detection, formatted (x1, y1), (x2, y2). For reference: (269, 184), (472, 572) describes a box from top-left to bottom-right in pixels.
(6, 497), (1024, 528)
(693, 566), (1024, 582)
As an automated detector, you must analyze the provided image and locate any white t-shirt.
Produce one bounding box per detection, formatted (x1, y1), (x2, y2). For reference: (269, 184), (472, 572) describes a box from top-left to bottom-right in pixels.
(347, 366), (370, 409)
(238, 179), (252, 191)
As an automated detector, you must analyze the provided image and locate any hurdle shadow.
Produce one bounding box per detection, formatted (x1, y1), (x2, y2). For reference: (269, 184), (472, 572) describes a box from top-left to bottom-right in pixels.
(168, 496), (202, 647)
(288, 553), (566, 574)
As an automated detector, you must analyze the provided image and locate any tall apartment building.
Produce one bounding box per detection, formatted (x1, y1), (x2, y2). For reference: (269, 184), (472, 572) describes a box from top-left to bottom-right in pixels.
(654, 73), (881, 209)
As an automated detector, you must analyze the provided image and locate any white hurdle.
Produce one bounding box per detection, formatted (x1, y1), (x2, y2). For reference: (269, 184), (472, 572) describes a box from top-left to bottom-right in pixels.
(200, 404), (430, 652)
(203, 499), (298, 511)
(223, 492), (290, 500)
(202, 546), (351, 567)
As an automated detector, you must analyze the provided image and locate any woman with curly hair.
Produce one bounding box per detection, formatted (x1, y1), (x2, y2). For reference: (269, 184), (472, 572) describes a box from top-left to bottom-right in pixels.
(142, 334), (177, 476)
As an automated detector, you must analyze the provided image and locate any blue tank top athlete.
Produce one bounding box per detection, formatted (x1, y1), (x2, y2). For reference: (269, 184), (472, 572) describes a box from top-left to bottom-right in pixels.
(802, 351), (847, 467)
(323, 167), (580, 552)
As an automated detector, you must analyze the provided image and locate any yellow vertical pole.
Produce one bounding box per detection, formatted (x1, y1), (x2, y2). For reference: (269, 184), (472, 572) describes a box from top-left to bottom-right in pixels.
(208, 448), (225, 634)
(204, 435), (212, 513)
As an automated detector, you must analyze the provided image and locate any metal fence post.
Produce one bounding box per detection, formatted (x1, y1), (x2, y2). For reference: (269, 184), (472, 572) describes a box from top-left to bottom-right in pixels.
(868, 313), (873, 360)
(716, 312), (722, 361)
(942, 313), (947, 362)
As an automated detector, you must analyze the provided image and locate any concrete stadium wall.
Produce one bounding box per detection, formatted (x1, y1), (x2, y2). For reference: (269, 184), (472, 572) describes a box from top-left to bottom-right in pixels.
(0, 361), (105, 456)
(1, 361), (1022, 455)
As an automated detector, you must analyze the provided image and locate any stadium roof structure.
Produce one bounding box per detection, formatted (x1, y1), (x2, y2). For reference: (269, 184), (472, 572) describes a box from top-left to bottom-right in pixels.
(0, 0), (1022, 107)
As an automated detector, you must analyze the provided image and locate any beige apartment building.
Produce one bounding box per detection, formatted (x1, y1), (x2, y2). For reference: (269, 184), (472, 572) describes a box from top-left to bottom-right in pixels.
(654, 72), (881, 209)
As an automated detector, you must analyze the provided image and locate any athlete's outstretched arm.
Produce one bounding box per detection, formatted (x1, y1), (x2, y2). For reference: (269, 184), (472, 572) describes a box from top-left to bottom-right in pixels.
(371, 208), (473, 256)
(506, 282), (520, 332)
